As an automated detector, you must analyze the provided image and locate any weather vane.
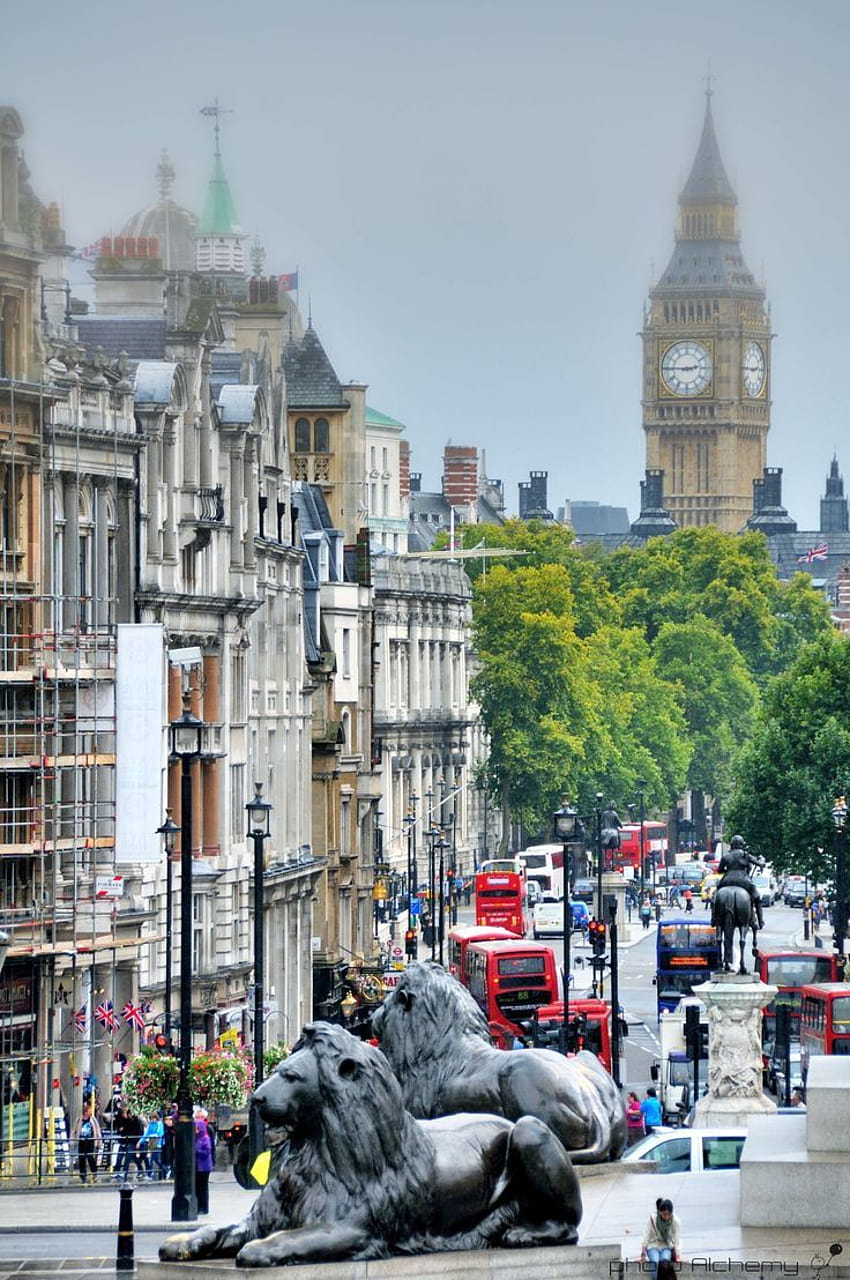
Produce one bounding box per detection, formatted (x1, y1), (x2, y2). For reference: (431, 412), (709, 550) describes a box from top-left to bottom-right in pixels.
(200, 98), (233, 157)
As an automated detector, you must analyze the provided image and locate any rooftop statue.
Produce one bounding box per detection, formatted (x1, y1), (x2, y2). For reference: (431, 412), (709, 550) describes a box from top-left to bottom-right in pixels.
(159, 1021), (581, 1268)
(372, 960), (626, 1162)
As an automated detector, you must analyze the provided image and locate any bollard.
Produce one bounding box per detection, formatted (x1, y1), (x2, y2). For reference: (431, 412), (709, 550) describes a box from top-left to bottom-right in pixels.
(116, 1182), (135, 1272)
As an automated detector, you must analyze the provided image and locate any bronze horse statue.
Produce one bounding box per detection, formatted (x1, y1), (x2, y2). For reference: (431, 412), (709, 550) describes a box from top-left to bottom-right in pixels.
(712, 835), (763, 974)
(713, 883), (758, 974)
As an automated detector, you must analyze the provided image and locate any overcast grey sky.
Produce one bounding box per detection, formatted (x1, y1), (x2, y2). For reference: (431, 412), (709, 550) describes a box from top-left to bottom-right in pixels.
(6, 0), (850, 527)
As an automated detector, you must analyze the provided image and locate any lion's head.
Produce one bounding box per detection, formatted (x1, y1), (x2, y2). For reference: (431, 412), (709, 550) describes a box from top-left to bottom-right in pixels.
(254, 1021), (434, 1207)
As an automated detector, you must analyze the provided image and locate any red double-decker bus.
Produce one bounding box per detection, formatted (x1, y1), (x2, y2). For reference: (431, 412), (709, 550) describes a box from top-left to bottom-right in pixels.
(616, 821), (668, 876)
(523, 995), (617, 1073)
(474, 867), (529, 938)
(756, 949), (838, 1045)
(800, 983), (850, 1080)
(446, 924), (516, 982)
(463, 939), (559, 1039)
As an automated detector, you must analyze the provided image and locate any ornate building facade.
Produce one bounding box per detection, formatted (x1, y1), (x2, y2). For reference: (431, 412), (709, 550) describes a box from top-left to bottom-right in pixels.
(642, 91), (771, 533)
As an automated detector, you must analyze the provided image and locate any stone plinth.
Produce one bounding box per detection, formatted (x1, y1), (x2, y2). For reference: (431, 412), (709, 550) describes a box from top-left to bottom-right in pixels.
(741, 1051), (850, 1226)
(138, 1243), (621, 1280)
(807, 1054), (850, 1150)
(691, 973), (778, 1128)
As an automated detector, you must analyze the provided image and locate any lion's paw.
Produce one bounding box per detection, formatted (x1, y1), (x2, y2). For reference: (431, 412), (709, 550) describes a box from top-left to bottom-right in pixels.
(503, 1222), (578, 1249)
(159, 1227), (218, 1261)
(236, 1239), (279, 1269)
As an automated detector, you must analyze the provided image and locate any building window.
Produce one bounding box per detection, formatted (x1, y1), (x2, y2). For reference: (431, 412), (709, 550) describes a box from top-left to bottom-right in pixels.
(231, 763), (245, 840)
(314, 418), (329, 452)
(294, 418), (310, 452)
(342, 628), (351, 679)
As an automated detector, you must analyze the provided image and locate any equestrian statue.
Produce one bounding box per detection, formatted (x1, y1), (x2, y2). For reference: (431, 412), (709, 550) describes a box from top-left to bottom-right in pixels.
(711, 834), (764, 974)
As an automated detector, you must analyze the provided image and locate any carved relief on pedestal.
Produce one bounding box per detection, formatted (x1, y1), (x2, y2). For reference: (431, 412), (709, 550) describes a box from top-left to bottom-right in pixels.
(707, 999), (764, 1098)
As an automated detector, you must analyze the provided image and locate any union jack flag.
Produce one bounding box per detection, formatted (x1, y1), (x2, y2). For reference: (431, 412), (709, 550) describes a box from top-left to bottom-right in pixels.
(74, 1005), (87, 1034)
(797, 542), (828, 564)
(122, 1001), (146, 1032)
(95, 1000), (119, 1032)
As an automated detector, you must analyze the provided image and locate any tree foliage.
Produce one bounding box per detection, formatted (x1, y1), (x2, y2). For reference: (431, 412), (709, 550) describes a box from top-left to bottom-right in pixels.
(727, 632), (850, 877)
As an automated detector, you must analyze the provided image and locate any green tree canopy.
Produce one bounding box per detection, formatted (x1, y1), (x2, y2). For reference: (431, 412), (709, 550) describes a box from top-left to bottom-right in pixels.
(652, 617), (759, 804)
(727, 631), (850, 877)
(601, 527), (830, 681)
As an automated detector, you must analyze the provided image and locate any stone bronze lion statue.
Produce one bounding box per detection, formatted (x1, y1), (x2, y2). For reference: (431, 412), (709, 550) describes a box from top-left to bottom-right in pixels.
(159, 1021), (582, 1268)
(372, 961), (626, 1163)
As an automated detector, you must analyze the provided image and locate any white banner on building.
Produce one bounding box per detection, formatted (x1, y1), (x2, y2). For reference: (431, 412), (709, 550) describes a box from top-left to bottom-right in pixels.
(115, 624), (165, 864)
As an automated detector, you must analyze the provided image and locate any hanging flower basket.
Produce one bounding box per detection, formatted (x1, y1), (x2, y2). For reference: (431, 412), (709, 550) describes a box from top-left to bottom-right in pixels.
(120, 1048), (180, 1114)
(263, 1042), (290, 1076)
(188, 1047), (254, 1109)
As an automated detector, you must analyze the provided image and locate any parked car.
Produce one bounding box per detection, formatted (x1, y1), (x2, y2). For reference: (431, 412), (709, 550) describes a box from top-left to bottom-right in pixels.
(532, 895), (588, 938)
(620, 1127), (747, 1173)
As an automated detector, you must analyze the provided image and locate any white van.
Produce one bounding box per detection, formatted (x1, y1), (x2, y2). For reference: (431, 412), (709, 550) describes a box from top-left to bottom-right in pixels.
(752, 871), (775, 907)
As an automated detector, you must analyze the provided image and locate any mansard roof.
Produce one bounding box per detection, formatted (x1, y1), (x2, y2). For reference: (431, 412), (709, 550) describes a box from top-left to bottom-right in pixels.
(76, 315), (167, 360)
(283, 325), (348, 409)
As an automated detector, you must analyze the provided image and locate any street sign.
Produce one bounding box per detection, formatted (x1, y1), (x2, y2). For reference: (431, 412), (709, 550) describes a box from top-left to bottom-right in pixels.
(390, 944), (404, 964)
(409, 898), (421, 916)
(95, 875), (124, 899)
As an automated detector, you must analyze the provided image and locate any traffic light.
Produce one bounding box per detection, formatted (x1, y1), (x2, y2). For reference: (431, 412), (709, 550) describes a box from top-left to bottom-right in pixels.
(405, 927), (418, 959)
(153, 1032), (171, 1055)
(588, 919), (607, 957)
(684, 1005), (707, 1060)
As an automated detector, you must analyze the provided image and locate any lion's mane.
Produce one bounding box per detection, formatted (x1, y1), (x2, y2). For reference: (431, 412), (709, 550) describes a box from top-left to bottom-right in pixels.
(373, 961), (626, 1162)
(246, 1023), (438, 1257)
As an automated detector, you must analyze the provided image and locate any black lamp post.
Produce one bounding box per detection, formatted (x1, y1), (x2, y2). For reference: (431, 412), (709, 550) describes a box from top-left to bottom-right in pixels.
(246, 782), (272, 1183)
(594, 793), (605, 923)
(405, 791), (419, 917)
(832, 796), (848, 970)
(168, 694), (204, 1223)
(636, 780), (647, 904)
(554, 797), (578, 1056)
(436, 834), (449, 965)
(155, 810), (179, 1043)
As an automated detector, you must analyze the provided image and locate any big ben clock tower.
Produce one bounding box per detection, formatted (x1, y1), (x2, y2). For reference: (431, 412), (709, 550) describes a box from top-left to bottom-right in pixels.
(642, 89), (770, 532)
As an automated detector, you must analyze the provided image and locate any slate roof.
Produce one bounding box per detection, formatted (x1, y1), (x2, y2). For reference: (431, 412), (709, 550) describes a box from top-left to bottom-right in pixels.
(283, 325), (349, 409)
(210, 351), (244, 402)
(217, 385), (260, 425)
(655, 238), (761, 296)
(681, 94), (736, 204)
(76, 316), (166, 360)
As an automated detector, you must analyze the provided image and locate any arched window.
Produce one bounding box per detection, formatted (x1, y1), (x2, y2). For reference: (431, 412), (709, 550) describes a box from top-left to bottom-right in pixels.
(314, 417), (329, 452)
(294, 417), (310, 452)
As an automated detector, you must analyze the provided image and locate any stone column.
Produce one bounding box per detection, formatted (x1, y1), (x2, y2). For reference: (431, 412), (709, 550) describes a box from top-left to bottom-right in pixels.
(691, 973), (778, 1128)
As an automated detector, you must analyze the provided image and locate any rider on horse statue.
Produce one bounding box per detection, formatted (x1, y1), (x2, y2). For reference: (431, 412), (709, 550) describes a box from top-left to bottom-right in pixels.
(711, 834), (765, 931)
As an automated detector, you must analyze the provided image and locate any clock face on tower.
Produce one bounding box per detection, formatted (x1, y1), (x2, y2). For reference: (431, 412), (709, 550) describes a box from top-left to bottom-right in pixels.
(660, 340), (713, 397)
(742, 341), (766, 397)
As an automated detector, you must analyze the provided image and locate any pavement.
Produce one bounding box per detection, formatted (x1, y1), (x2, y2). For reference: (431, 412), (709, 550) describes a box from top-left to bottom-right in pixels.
(2, 1163), (849, 1271)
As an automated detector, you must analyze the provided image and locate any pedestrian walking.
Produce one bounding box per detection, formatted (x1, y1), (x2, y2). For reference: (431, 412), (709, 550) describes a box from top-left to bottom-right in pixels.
(71, 1101), (102, 1183)
(683, 888), (694, 913)
(161, 1103), (177, 1179)
(640, 898), (652, 930)
(625, 1091), (645, 1147)
(640, 1086), (663, 1134)
(141, 1111), (165, 1180)
(194, 1108), (215, 1214)
(640, 1196), (681, 1279)
(113, 1105), (145, 1181)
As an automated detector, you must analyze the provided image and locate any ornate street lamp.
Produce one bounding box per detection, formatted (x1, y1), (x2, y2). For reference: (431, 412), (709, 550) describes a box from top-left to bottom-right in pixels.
(553, 797), (578, 1056)
(246, 782), (272, 1182)
(436, 834), (450, 965)
(155, 810), (180, 1042)
(168, 693), (205, 1223)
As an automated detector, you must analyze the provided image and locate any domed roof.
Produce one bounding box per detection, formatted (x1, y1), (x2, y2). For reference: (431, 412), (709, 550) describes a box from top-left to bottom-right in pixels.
(120, 150), (198, 272)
